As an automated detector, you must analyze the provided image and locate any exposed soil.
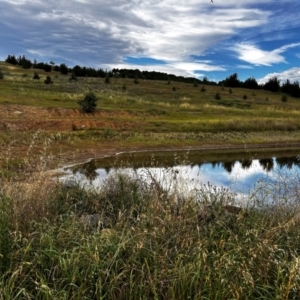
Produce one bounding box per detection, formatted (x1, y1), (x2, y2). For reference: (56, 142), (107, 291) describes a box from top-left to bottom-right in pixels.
(2, 104), (300, 168)
(0, 104), (134, 131)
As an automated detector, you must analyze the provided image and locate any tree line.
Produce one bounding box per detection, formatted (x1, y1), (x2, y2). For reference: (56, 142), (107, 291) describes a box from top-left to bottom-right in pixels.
(4, 54), (300, 98)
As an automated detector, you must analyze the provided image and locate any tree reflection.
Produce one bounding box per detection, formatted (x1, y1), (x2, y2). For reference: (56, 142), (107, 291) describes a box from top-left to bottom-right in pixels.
(276, 157), (294, 169)
(259, 158), (274, 172)
(240, 159), (252, 169)
(222, 161), (235, 173)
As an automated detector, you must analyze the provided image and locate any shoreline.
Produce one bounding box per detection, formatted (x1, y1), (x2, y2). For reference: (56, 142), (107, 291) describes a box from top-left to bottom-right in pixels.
(58, 141), (300, 167)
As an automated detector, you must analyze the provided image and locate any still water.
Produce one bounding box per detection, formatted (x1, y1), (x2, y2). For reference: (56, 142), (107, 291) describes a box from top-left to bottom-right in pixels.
(62, 147), (300, 202)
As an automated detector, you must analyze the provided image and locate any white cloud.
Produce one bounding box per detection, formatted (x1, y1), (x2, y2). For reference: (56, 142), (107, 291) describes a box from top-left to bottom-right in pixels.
(258, 68), (300, 84)
(0, 1), (272, 67)
(0, 0), (299, 79)
(234, 43), (300, 66)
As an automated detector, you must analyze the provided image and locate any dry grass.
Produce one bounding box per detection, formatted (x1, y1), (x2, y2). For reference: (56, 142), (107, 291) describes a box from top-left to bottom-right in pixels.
(1, 149), (300, 299)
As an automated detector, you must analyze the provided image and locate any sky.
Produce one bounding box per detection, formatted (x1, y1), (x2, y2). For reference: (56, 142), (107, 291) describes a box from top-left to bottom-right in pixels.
(1, 0), (300, 83)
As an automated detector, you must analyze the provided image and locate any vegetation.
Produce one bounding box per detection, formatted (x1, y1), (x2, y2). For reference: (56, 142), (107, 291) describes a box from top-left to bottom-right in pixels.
(1, 58), (300, 298)
(77, 91), (98, 113)
(1, 150), (300, 299)
(215, 92), (221, 100)
(44, 75), (53, 84)
(33, 72), (40, 80)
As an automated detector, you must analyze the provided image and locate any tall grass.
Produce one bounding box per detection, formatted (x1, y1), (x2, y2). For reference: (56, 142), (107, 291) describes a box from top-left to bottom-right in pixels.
(1, 150), (300, 299)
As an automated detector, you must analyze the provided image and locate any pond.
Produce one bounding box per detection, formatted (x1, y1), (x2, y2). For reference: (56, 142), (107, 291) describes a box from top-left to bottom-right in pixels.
(61, 147), (300, 205)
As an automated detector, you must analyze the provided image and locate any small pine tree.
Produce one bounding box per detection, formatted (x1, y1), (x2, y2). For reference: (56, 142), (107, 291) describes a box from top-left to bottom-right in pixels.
(229, 88), (232, 94)
(172, 86), (176, 91)
(122, 84), (127, 91)
(243, 94), (248, 100)
(78, 91), (98, 113)
(134, 76), (139, 84)
(33, 72), (40, 80)
(0, 69), (4, 80)
(105, 74), (110, 84)
(201, 86), (206, 92)
(281, 95), (288, 102)
(215, 92), (221, 100)
(44, 75), (53, 84)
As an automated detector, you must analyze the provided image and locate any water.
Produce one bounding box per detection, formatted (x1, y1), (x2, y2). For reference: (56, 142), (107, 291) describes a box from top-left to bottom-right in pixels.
(61, 148), (300, 204)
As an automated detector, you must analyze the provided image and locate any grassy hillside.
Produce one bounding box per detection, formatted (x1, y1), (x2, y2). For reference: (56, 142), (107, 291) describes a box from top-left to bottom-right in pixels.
(1, 60), (300, 167)
(1, 61), (300, 299)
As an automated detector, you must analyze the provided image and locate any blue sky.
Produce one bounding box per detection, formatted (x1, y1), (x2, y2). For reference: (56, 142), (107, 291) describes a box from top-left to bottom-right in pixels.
(1, 0), (300, 83)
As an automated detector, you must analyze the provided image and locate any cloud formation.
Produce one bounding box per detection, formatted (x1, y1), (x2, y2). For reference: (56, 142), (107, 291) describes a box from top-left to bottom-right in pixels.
(258, 68), (300, 85)
(234, 43), (300, 66)
(0, 0), (299, 80)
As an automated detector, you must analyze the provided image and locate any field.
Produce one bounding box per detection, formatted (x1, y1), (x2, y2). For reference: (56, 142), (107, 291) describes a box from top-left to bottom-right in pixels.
(1, 61), (300, 167)
(1, 61), (300, 299)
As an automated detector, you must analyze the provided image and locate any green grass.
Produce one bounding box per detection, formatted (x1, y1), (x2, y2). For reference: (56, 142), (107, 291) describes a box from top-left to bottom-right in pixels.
(1, 61), (300, 299)
(1, 152), (300, 299)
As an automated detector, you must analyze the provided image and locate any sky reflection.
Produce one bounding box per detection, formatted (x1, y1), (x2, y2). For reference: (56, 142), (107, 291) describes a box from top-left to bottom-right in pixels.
(63, 157), (300, 199)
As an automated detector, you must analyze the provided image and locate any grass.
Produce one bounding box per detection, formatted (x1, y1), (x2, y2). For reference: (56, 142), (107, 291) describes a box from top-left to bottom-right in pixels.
(1, 59), (300, 167)
(1, 148), (300, 299)
(1, 61), (300, 297)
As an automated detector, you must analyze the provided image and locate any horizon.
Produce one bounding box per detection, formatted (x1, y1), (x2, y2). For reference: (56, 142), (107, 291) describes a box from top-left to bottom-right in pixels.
(1, 1), (299, 84)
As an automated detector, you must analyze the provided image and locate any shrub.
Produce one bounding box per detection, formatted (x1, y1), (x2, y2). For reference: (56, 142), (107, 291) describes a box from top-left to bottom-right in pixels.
(134, 76), (139, 84)
(105, 74), (110, 84)
(33, 72), (40, 80)
(172, 86), (176, 91)
(122, 84), (127, 91)
(201, 86), (206, 92)
(0, 69), (4, 80)
(215, 92), (221, 100)
(78, 91), (98, 113)
(281, 95), (288, 102)
(229, 88), (232, 94)
(69, 72), (78, 81)
(44, 75), (53, 84)
(243, 94), (248, 100)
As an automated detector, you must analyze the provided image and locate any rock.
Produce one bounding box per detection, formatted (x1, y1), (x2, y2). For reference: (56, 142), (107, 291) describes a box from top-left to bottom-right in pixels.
(13, 111), (23, 116)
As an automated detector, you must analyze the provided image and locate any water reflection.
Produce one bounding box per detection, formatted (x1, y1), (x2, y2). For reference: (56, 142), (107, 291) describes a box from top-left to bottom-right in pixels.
(62, 149), (300, 196)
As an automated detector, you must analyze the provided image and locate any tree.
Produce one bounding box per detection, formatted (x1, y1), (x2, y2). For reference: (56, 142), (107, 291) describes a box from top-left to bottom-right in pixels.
(5, 54), (18, 65)
(78, 92), (98, 113)
(33, 72), (40, 80)
(224, 73), (240, 88)
(44, 75), (53, 84)
(264, 76), (280, 93)
(243, 77), (258, 89)
(60, 63), (69, 75)
(0, 69), (4, 80)
(43, 64), (52, 72)
(105, 74), (110, 84)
